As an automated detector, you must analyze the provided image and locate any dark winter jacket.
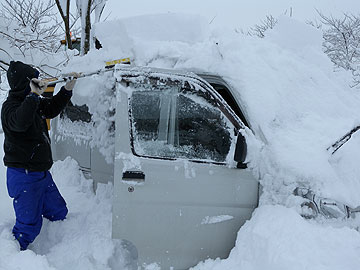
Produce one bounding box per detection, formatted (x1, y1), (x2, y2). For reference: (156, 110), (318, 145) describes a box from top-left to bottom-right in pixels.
(1, 61), (72, 171)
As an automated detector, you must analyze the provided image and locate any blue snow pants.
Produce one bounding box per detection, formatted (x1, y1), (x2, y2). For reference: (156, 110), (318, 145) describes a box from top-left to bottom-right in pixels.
(6, 167), (68, 250)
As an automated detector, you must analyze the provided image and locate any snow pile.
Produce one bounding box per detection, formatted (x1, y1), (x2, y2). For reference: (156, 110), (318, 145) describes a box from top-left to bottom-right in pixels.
(247, 17), (360, 206)
(62, 13), (209, 74)
(192, 205), (360, 270)
(329, 131), (360, 202)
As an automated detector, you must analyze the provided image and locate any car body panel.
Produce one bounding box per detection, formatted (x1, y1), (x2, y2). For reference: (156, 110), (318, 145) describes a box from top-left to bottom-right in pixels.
(51, 117), (91, 170)
(91, 147), (114, 187)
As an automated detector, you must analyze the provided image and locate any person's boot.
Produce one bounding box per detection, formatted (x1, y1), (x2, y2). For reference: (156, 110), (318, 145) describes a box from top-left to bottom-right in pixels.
(14, 235), (27, 251)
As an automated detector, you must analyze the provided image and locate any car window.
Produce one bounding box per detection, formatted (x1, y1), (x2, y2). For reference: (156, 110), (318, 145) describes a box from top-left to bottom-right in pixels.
(210, 83), (249, 128)
(129, 82), (233, 163)
(57, 101), (93, 140)
(61, 101), (92, 123)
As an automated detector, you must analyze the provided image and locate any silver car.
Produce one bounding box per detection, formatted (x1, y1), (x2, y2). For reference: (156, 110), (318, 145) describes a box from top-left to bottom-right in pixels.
(51, 65), (259, 269)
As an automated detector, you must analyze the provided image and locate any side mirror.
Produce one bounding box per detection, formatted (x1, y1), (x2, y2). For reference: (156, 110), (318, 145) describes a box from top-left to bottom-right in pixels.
(234, 132), (247, 168)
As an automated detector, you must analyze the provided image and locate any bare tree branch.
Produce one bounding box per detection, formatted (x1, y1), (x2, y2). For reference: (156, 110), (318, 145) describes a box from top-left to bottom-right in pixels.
(0, 0), (63, 55)
(316, 11), (360, 87)
(318, 11), (360, 71)
(248, 15), (278, 38)
(55, 0), (74, 49)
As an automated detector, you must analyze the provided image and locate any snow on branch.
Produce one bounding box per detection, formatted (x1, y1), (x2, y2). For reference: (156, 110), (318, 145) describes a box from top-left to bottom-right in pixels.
(317, 11), (360, 87)
(319, 11), (360, 71)
(0, 0), (62, 54)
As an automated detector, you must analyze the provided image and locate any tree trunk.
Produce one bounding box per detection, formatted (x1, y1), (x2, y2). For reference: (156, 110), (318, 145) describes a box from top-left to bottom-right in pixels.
(84, 0), (92, 54)
(55, 0), (72, 50)
(64, 20), (73, 49)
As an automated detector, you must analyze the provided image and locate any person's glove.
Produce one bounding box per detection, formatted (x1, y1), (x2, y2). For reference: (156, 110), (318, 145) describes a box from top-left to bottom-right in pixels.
(64, 72), (81, 91)
(30, 78), (48, 96)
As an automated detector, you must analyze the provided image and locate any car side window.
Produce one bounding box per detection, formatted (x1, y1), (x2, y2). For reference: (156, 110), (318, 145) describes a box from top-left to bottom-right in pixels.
(210, 83), (249, 128)
(129, 81), (233, 163)
(61, 101), (92, 123)
(57, 101), (93, 139)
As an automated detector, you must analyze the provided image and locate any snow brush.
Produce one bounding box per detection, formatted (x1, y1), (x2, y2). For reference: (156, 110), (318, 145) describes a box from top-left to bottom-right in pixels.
(46, 58), (131, 87)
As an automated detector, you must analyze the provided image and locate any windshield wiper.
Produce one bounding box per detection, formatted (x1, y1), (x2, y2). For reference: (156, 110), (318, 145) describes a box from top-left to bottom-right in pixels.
(327, 125), (360, 155)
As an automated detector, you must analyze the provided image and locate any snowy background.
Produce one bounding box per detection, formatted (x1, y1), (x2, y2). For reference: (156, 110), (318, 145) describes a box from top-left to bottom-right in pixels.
(1, 0), (360, 269)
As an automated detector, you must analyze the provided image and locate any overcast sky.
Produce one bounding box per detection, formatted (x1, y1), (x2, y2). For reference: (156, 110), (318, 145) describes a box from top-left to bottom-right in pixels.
(0, 0), (358, 30)
(103, 0), (360, 29)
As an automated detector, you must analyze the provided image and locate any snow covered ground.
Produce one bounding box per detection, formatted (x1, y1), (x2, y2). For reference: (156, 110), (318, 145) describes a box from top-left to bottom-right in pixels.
(1, 11), (360, 270)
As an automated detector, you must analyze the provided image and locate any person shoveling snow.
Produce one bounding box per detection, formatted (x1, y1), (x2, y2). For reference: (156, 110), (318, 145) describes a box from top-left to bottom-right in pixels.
(1, 61), (78, 251)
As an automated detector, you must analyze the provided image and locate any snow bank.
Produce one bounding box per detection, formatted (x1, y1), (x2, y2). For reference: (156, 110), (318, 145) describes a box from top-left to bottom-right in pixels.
(192, 205), (360, 270)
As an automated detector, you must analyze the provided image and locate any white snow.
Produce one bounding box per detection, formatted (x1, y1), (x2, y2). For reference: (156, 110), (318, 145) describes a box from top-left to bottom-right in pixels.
(1, 10), (360, 270)
(193, 205), (360, 270)
(115, 152), (141, 172)
(201, 215), (234, 225)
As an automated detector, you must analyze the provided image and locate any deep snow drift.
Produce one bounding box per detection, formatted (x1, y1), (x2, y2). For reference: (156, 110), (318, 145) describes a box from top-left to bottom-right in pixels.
(193, 205), (360, 270)
(1, 13), (360, 270)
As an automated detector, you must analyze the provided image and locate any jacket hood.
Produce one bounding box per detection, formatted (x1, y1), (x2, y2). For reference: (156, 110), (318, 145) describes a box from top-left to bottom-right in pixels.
(7, 61), (39, 96)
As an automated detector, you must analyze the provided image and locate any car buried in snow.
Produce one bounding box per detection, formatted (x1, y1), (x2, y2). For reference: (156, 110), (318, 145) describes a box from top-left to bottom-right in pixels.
(51, 65), (258, 269)
(50, 65), (353, 269)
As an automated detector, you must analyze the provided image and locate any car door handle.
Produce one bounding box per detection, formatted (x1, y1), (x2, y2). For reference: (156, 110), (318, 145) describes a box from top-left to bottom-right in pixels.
(122, 171), (145, 183)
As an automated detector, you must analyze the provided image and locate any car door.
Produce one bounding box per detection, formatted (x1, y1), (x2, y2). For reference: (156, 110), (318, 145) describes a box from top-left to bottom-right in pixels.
(51, 102), (92, 175)
(112, 67), (258, 269)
